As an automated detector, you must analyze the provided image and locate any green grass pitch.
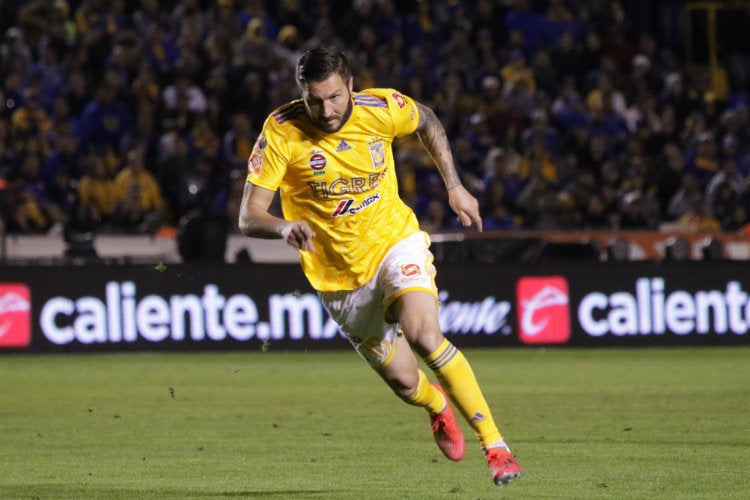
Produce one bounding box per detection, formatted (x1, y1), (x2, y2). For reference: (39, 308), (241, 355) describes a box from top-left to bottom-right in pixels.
(1, 347), (748, 499)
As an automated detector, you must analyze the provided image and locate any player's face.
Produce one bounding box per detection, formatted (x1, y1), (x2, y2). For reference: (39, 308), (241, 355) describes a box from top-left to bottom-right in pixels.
(300, 73), (353, 133)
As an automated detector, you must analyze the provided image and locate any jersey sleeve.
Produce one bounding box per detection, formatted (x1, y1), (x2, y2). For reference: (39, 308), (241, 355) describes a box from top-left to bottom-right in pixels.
(380, 89), (420, 138)
(245, 119), (287, 191)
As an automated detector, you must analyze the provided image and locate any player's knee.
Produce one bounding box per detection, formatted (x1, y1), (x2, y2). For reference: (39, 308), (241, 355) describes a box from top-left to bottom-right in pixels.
(405, 328), (445, 358)
(387, 373), (420, 401)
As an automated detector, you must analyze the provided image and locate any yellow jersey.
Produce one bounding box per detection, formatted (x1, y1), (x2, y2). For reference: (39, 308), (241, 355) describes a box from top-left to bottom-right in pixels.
(247, 88), (421, 291)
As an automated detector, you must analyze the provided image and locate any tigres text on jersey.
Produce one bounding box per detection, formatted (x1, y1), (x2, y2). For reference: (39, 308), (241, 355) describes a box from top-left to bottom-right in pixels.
(247, 88), (422, 291)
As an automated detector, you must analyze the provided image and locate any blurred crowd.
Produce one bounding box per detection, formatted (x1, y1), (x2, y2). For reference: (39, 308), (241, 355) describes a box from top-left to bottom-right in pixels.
(1, 0), (750, 242)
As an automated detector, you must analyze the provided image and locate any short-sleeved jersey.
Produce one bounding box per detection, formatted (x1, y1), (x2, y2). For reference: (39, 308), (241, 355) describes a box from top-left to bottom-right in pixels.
(247, 88), (421, 292)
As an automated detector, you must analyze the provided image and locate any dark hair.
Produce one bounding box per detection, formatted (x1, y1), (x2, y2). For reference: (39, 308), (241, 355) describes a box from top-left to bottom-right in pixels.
(295, 44), (351, 84)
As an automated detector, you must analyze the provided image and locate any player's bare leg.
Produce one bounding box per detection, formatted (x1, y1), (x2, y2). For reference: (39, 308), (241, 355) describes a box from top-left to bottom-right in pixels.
(375, 334), (465, 460)
(391, 291), (522, 485)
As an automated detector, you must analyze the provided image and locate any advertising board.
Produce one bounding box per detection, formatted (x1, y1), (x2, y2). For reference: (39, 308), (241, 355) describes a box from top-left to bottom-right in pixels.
(2, 261), (749, 353)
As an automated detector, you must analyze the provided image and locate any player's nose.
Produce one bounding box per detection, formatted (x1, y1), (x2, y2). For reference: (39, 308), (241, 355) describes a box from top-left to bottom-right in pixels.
(322, 101), (336, 118)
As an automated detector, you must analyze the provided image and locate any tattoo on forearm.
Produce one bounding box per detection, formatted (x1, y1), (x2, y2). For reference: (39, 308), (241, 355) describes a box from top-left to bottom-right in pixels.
(416, 104), (461, 189)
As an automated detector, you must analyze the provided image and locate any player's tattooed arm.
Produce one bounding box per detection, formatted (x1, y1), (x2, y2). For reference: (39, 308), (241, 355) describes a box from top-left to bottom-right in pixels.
(415, 102), (461, 190)
(414, 101), (483, 231)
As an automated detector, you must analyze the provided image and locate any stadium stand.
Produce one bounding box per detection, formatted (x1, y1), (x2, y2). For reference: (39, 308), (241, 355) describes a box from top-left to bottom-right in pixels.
(0, 0), (749, 261)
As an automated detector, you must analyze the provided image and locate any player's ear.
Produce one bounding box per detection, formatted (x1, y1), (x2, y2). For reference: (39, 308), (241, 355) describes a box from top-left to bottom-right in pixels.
(346, 76), (353, 92)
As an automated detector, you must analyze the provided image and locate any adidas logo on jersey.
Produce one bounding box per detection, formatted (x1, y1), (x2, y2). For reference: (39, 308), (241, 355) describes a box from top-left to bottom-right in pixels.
(336, 140), (352, 152)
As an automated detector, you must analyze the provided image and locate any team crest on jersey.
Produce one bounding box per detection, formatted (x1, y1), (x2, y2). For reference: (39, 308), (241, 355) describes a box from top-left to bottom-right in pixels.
(369, 139), (385, 169)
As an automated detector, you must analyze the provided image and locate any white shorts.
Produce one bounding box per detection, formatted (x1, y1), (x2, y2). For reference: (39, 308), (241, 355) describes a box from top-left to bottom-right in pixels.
(319, 231), (438, 367)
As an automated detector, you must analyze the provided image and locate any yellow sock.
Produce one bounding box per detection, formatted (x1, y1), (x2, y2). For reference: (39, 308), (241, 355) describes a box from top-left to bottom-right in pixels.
(424, 339), (503, 447)
(400, 369), (446, 414)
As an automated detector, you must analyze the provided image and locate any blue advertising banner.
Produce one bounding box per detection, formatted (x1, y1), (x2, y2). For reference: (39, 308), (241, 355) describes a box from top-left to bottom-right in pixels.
(1, 261), (749, 353)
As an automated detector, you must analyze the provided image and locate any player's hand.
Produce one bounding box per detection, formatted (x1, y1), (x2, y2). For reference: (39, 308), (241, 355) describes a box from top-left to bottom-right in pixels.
(282, 221), (316, 251)
(448, 184), (483, 232)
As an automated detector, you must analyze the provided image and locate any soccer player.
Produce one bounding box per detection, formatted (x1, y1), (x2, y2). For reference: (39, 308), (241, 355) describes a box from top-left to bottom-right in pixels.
(238, 44), (521, 487)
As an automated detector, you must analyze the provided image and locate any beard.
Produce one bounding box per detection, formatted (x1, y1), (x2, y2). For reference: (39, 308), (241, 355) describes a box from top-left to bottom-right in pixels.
(313, 98), (353, 133)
